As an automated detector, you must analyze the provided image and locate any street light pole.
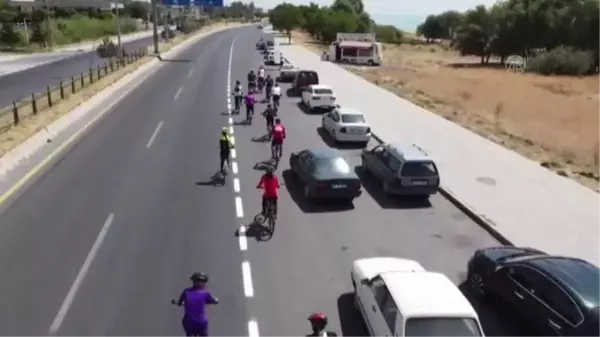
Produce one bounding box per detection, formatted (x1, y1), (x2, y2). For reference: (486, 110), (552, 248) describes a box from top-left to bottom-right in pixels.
(44, 0), (53, 49)
(115, 0), (123, 59)
(152, 0), (159, 54)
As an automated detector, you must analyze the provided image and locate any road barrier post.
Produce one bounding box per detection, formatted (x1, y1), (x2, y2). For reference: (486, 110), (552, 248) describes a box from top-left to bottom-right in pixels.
(46, 86), (52, 107)
(80, 73), (84, 87)
(71, 76), (75, 94)
(89, 68), (93, 84)
(59, 81), (65, 99)
(31, 93), (37, 114)
(12, 101), (18, 125)
(97, 65), (101, 79)
(104, 62), (108, 76)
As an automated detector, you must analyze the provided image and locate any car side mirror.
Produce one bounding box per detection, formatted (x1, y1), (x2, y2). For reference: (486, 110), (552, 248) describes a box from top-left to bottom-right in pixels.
(360, 279), (369, 286)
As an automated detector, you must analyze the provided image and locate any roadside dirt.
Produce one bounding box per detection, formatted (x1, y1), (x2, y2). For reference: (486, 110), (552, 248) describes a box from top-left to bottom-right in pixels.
(292, 31), (600, 192)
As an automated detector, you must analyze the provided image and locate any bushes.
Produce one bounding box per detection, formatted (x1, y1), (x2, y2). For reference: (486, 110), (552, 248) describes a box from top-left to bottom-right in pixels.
(374, 24), (403, 44)
(53, 14), (138, 44)
(527, 46), (597, 76)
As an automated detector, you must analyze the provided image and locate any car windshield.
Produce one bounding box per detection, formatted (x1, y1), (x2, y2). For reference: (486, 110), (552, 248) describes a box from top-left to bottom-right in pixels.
(404, 317), (483, 336)
(314, 88), (333, 95)
(401, 161), (438, 177)
(341, 114), (365, 123)
(317, 157), (351, 174)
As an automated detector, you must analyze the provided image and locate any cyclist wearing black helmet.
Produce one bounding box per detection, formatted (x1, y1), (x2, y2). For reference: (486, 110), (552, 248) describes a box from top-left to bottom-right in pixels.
(172, 273), (219, 337)
(308, 313), (337, 336)
(262, 103), (276, 137)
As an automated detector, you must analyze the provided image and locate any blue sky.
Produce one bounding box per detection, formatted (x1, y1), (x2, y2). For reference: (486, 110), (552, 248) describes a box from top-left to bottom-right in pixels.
(247, 0), (498, 31)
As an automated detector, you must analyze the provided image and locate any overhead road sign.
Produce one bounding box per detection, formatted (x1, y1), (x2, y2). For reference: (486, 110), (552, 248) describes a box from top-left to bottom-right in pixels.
(161, 0), (191, 6)
(195, 0), (223, 7)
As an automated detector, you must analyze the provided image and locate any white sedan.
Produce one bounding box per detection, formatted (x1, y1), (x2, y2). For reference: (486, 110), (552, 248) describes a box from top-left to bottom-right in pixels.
(321, 107), (371, 144)
(301, 84), (337, 111)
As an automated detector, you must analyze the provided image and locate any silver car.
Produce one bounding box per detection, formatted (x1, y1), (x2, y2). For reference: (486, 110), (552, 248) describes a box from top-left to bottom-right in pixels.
(279, 64), (298, 82)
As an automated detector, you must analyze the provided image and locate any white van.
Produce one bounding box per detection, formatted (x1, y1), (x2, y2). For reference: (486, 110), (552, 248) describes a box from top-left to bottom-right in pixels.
(267, 50), (283, 65)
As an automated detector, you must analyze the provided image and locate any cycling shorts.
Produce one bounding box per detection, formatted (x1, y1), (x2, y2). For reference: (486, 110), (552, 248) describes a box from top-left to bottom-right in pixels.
(271, 138), (283, 146)
(183, 318), (208, 337)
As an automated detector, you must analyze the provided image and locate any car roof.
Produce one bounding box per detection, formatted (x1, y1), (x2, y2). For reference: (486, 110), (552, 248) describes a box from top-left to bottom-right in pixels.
(307, 147), (340, 159)
(310, 84), (332, 90)
(337, 107), (363, 115)
(381, 271), (479, 319)
(528, 257), (600, 308)
(386, 142), (431, 162)
(298, 69), (318, 74)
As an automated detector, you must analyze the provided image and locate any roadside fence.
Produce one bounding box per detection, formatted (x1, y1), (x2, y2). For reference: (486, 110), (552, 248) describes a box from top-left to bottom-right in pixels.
(0, 47), (149, 131)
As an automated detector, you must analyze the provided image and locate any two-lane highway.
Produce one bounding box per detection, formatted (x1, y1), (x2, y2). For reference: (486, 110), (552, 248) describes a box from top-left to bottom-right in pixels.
(0, 28), (246, 335)
(0, 36), (152, 109)
(0, 25), (530, 336)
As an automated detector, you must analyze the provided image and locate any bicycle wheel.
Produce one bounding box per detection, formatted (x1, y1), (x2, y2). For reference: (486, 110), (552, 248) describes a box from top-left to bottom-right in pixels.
(267, 204), (276, 234)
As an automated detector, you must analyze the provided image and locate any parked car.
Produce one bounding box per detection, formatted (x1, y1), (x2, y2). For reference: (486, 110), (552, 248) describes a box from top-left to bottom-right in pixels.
(291, 70), (319, 95)
(279, 63), (299, 82)
(467, 246), (600, 336)
(321, 107), (371, 145)
(352, 257), (484, 336)
(360, 142), (439, 199)
(289, 148), (362, 202)
(301, 84), (336, 112)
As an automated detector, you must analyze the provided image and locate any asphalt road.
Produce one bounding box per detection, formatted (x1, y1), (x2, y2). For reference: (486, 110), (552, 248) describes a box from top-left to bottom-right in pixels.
(0, 36), (153, 109)
(0, 26), (535, 336)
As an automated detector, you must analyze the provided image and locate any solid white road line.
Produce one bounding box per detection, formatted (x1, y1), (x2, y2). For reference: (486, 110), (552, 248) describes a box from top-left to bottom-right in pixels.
(146, 121), (163, 149)
(49, 213), (115, 335)
(238, 226), (247, 251)
(248, 319), (260, 337)
(174, 87), (182, 100)
(242, 261), (254, 297)
(235, 196), (243, 218)
(233, 178), (240, 193)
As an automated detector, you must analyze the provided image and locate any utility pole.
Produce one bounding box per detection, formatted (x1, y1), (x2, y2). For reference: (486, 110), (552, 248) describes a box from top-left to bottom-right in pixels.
(152, 0), (159, 53)
(115, 0), (123, 59)
(44, 0), (53, 49)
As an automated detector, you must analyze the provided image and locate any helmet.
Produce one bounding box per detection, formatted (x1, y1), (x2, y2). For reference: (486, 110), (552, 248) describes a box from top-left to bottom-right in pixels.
(275, 118), (281, 124)
(267, 103), (272, 108)
(236, 80), (240, 85)
(250, 69), (254, 73)
(265, 167), (274, 176)
(190, 272), (208, 283)
(222, 127), (228, 135)
(308, 313), (327, 330)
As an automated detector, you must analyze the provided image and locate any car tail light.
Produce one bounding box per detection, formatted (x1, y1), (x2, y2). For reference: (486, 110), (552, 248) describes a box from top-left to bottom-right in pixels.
(331, 96), (336, 100)
(316, 183), (326, 190)
(340, 127), (347, 133)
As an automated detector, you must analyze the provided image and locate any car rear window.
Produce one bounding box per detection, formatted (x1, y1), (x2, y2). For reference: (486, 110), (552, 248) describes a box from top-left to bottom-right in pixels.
(341, 114), (365, 123)
(314, 88), (333, 95)
(401, 161), (438, 177)
(267, 40), (274, 46)
(318, 157), (351, 174)
(405, 317), (482, 336)
(298, 72), (319, 86)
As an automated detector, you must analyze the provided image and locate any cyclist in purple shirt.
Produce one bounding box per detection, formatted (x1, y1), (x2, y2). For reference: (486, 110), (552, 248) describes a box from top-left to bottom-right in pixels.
(245, 93), (256, 122)
(172, 272), (219, 336)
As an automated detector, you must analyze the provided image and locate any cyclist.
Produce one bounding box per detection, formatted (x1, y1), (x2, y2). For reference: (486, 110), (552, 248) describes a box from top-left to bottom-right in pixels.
(256, 167), (280, 217)
(219, 127), (234, 174)
(271, 118), (286, 159)
(257, 65), (266, 91)
(245, 92), (256, 122)
(232, 81), (243, 113)
(247, 70), (256, 93)
(271, 82), (281, 110)
(172, 272), (219, 337)
(262, 104), (276, 138)
(265, 74), (274, 100)
(308, 313), (337, 337)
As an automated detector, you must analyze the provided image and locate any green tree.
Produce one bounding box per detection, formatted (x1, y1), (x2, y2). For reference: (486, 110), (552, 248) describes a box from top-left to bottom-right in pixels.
(437, 10), (462, 41)
(269, 3), (304, 43)
(123, 1), (148, 20)
(375, 24), (403, 44)
(454, 5), (496, 63)
(319, 9), (357, 43)
(416, 15), (444, 42)
(0, 23), (22, 48)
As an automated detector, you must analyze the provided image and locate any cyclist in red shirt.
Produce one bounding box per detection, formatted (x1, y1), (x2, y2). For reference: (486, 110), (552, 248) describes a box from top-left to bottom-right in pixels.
(256, 168), (280, 216)
(271, 118), (286, 159)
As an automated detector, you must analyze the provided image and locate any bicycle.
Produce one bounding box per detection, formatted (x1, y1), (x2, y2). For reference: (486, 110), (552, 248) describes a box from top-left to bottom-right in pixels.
(271, 142), (282, 161)
(273, 95), (280, 111)
(232, 94), (242, 114)
(254, 199), (277, 234)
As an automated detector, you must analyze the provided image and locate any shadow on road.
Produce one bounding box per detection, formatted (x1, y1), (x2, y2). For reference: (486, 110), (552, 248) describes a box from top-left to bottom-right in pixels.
(337, 293), (368, 336)
(157, 56), (193, 62)
(195, 172), (225, 187)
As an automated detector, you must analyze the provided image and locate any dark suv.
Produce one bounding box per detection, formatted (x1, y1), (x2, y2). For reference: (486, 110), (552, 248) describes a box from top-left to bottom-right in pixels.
(467, 246), (600, 336)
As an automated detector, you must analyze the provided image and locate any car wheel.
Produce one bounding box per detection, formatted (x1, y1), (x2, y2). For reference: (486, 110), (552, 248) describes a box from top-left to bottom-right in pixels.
(383, 180), (392, 195)
(469, 270), (487, 298)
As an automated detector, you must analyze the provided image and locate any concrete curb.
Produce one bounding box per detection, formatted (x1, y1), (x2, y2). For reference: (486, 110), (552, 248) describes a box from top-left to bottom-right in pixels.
(370, 133), (513, 246)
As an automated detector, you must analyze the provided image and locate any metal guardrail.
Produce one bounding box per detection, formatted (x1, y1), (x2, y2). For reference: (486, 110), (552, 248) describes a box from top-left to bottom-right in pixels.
(0, 47), (149, 132)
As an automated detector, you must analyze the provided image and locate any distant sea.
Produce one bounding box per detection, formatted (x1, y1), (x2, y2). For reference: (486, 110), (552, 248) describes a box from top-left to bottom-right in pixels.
(371, 14), (426, 33)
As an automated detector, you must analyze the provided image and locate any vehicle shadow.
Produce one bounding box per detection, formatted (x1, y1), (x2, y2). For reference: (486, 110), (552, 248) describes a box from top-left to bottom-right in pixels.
(296, 101), (314, 115)
(458, 281), (539, 336)
(234, 119), (251, 126)
(282, 169), (355, 213)
(316, 127), (367, 150)
(354, 166), (432, 209)
(337, 293), (369, 336)
(286, 88), (299, 97)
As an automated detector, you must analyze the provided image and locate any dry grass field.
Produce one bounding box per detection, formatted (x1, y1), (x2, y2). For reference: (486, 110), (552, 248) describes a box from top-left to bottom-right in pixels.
(293, 31), (599, 192)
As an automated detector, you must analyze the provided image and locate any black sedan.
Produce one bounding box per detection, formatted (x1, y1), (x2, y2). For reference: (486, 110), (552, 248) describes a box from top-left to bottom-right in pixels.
(467, 246), (599, 336)
(289, 148), (362, 202)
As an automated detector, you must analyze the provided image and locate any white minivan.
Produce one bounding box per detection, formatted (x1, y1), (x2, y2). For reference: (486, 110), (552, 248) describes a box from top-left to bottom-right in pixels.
(352, 257), (485, 336)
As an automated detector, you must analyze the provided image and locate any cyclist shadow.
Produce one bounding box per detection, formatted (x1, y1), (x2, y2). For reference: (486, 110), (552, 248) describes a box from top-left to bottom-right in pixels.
(235, 221), (273, 242)
(253, 159), (278, 171)
(195, 172), (226, 187)
(251, 134), (270, 143)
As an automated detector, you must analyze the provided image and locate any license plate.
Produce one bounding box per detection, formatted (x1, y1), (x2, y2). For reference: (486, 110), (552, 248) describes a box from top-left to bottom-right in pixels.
(351, 128), (363, 133)
(411, 180), (428, 186)
(332, 184), (347, 189)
